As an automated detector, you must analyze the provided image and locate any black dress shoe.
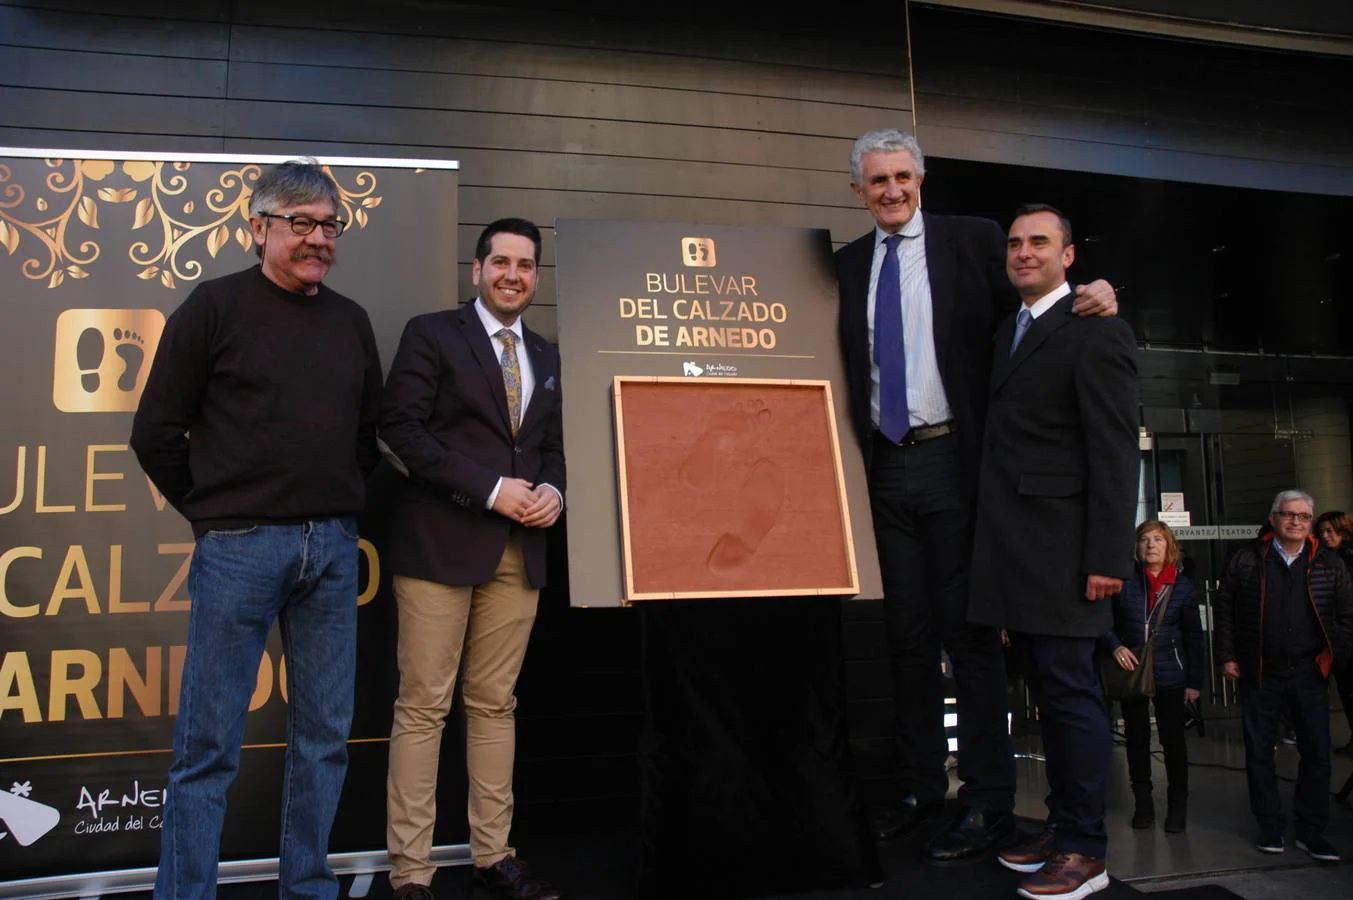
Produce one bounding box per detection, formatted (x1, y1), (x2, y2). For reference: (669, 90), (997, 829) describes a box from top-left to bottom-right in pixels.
(922, 805), (1015, 865)
(474, 856), (562, 900)
(872, 793), (944, 842)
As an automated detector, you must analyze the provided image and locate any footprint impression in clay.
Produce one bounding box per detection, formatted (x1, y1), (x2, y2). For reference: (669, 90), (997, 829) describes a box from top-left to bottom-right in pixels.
(677, 400), (786, 576)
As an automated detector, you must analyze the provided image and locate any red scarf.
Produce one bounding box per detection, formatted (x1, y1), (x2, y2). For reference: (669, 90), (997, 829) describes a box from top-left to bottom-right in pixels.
(1145, 563), (1176, 612)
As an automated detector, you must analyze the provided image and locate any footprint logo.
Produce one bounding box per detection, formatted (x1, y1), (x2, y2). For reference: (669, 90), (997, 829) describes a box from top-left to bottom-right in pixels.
(678, 399), (786, 576)
(112, 327), (146, 392)
(53, 309), (165, 412)
(75, 326), (105, 393)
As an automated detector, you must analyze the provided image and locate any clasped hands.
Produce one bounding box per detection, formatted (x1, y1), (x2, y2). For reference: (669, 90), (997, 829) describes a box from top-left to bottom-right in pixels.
(492, 477), (561, 528)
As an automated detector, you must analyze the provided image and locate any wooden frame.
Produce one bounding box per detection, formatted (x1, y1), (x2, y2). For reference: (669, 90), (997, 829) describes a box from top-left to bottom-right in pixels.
(613, 376), (859, 602)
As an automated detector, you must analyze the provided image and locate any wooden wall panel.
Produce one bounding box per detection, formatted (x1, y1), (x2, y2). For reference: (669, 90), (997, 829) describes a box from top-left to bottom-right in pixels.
(0, 4), (228, 54)
(228, 25), (904, 107)
(0, 86), (225, 137)
(0, 45), (227, 94)
(223, 62), (887, 138)
(230, 0), (908, 74)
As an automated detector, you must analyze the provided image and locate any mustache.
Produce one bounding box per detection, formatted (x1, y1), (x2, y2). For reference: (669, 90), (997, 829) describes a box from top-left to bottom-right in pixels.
(290, 248), (335, 265)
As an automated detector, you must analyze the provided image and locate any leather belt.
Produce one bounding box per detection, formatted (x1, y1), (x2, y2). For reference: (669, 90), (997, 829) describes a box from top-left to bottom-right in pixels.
(875, 420), (955, 447)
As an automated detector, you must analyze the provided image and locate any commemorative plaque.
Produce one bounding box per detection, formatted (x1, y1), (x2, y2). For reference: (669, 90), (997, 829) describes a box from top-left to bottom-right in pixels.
(613, 377), (857, 601)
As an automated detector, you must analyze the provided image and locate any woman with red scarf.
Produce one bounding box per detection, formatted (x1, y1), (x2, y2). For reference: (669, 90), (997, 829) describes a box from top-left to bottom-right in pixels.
(1100, 520), (1205, 833)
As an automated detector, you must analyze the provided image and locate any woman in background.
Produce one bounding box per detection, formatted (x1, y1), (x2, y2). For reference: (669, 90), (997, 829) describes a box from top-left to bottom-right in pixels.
(1101, 520), (1204, 832)
(1315, 510), (1353, 753)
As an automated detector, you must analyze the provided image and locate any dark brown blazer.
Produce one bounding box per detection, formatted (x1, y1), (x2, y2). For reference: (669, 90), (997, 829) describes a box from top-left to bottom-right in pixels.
(378, 303), (565, 589)
(967, 291), (1139, 638)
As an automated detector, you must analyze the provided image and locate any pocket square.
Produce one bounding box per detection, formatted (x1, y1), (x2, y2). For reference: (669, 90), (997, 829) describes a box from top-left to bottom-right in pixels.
(544, 375), (557, 391)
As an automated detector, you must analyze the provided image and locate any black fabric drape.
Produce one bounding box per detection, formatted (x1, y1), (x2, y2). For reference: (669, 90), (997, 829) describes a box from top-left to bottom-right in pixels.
(637, 597), (880, 899)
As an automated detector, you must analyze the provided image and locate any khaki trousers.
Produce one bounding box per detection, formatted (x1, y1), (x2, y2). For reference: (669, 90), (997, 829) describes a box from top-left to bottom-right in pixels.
(386, 539), (538, 886)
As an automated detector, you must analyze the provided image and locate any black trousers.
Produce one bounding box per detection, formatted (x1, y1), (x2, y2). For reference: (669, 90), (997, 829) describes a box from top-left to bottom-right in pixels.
(1121, 686), (1188, 796)
(868, 433), (1015, 810)
(1239, 663), (1332, 839)
(1333, 657), (1353, 737)
(1013, 632), (1110, 859)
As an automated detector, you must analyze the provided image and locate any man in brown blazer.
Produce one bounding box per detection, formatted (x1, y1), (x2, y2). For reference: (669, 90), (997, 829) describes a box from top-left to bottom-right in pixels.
(380, 218), (566, 900)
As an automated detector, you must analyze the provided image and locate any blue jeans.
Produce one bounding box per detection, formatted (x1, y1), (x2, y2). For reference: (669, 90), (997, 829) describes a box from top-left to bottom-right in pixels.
(155, 518), (359, 900)
(1239, 662), (1332, 840)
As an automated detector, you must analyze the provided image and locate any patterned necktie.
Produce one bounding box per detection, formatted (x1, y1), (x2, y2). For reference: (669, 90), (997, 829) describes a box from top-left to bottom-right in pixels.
(496, 328), (522, 436)
(874, 233), (908, 442)
(1010, 307), (1033, 357)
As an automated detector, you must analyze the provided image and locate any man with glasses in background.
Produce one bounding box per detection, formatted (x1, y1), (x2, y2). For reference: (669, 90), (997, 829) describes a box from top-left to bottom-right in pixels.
(1215, 489), (1353, 862)
(132, 158), (383, 899)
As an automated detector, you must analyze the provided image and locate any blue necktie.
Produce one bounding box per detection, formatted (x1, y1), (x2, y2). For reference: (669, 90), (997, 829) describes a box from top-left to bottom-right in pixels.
(1010, 307), (1033, 357)
(874, 233), (908, 442)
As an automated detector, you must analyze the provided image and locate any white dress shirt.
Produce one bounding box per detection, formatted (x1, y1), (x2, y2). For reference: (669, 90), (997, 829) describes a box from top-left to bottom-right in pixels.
(1022, 281), (1072, 321)
(474, 298), (561, 511)
(475, 297), (536, 411)
(866, 212), (952, 430)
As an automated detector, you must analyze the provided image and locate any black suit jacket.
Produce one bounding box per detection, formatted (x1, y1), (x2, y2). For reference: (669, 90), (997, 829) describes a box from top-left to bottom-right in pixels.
(967, 291), (1139, 638)
(379, 303), (566, 588)
(835, 211), (1018, 496)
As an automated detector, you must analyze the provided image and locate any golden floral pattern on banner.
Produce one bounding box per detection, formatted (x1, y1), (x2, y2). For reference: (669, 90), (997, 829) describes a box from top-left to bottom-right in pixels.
(0, 158), (382, 289)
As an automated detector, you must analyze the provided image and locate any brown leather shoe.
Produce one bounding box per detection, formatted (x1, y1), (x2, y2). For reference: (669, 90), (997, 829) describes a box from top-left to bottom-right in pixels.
(393, 884), (435, 900)
(474, 856), (562, 900)
(999, 825), (1057, 873)
(1016, 852), (1108, 899)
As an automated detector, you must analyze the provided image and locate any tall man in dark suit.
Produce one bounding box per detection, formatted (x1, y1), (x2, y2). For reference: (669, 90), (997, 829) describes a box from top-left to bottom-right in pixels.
(836, 129), (1117, 864)
(969, 204), (1139, 899)
(380, 219), (566, 900)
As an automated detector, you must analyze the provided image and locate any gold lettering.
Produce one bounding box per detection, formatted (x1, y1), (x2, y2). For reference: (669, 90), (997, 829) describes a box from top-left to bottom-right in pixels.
(145, 475), (168, 512)
(249, 652), (273, 711)
(48, 649), (103, 721)
(0, 651), (42, 722)
(741, 276), (758, 295)
(0, 446), (24, 515)
(358, 539), (379, 607)
(645, 273), (662, 293)
(107, 646), (161, 718)
(86, 444), (128, 512)
(108, 545), (148, 614)
(35, 445), (76, 513)
(168, 644), (186, 715)
(47, 545), (100, 615)
(155, 544), (193, 612)
(0, 547), (42, 618)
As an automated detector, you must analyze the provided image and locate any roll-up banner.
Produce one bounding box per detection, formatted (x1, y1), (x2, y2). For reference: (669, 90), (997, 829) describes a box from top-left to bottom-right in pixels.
(0, 150), (459, 884)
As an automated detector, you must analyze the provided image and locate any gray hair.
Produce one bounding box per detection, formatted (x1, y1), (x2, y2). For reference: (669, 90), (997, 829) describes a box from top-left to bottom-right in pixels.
(248, 157), (341, 218)
(849, 129), (926, 185)
(1270, 489), (1315, 514)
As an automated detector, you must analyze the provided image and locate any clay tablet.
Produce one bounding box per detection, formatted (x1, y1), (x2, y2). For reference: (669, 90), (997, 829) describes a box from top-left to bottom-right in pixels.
(614, 377), (858, 601)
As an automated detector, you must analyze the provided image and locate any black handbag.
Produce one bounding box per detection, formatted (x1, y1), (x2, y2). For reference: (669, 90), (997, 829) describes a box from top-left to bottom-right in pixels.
(1100, 583), (1173, 701)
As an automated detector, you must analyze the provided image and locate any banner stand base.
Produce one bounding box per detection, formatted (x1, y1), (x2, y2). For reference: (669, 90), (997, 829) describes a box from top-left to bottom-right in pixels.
(0, 843), (473, 899)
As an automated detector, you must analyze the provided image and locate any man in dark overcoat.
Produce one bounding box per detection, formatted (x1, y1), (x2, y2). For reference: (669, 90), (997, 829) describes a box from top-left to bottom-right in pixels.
(968, 204), (1138, 900)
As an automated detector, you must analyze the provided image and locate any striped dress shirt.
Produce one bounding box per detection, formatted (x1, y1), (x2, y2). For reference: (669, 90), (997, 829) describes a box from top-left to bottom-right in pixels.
(866, 212), (952, 431)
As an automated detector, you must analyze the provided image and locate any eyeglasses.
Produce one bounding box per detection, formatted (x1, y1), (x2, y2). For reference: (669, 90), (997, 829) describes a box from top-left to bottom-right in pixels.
(258, 212), (347, 238)
(1274, 511), (1313, 522)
